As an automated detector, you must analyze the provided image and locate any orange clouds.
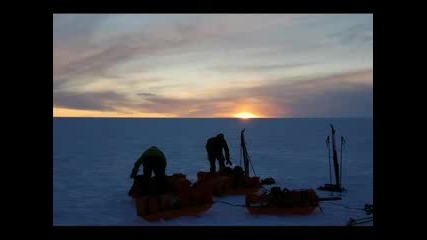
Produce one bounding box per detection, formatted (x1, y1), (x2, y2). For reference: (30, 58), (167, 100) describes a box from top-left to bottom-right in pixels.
(53, 107), (177, 118)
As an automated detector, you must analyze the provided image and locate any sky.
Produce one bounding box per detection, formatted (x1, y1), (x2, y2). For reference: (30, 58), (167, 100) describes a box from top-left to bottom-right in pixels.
(53, 14), (373, 118)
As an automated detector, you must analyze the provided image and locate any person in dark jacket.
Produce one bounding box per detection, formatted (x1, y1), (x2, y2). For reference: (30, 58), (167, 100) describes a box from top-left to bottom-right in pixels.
(129, 146), (167, 195)
(205, 133), (232, 173)
(130, 146), (167, 179)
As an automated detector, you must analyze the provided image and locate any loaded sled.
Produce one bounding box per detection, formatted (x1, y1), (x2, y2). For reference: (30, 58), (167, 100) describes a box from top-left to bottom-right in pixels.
(129, 173), (213, 221)
(196, 166), (262, 197)
(245, 187), (320, 215)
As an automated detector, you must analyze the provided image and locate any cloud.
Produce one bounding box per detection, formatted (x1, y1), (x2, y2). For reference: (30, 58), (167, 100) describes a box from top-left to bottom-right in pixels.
(211, 63), (314, 73)
(138, 69), (372, 117)
(240, 69), (373, 117)
(53, 14), (295, 91)
(328, 23), (373, 46)
(53, 24), (200, 91)
(53, 14), (108, 44)
(53, 69), (372, 117)
(137, 92), (157, 97)
(53, 15), (372, 118)
(173, 69), (373, 117)
(53, 91), (128, 111)
(290, 87), (373, 117)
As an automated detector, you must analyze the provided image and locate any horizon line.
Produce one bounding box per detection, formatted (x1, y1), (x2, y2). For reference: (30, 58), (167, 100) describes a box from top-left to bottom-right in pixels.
(53, 116), (373, 119)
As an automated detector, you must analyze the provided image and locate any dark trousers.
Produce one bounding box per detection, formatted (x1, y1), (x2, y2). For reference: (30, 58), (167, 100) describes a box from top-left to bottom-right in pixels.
(143, 157), (166, 178)
(141, 157), (167, 194)
(207, 150), (226, 173)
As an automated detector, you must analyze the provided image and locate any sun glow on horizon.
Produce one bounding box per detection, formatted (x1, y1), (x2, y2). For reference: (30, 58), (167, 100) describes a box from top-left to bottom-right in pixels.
(53, 107), (178, 118)
(234, 112), (259, 119)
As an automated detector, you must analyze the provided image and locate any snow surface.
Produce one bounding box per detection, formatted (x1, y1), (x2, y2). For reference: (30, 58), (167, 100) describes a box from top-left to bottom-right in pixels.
(53, 118), (373, 226)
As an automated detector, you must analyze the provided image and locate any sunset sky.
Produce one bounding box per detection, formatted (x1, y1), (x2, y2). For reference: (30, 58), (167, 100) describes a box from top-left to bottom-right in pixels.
(53, 14), (373, 118)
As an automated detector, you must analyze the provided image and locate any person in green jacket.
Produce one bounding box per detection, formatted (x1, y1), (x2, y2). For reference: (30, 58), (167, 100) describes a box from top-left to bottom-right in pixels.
(130, 146), (167, 179)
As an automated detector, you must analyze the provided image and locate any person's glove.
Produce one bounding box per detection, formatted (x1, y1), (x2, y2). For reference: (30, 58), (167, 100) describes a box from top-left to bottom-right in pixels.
(130, 168), (138, 179)
(226, 159), (232, 166)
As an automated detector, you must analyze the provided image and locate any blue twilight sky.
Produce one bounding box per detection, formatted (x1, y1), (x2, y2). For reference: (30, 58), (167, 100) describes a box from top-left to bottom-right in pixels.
(53, 14), (373, 118)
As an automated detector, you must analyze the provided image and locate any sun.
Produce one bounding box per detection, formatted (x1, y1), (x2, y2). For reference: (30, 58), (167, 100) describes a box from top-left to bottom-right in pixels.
(234, 112), (258, 119)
